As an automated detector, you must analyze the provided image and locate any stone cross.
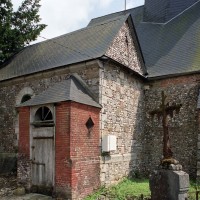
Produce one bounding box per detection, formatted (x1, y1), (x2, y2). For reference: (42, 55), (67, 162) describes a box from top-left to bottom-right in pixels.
(150, 91), (182, 162)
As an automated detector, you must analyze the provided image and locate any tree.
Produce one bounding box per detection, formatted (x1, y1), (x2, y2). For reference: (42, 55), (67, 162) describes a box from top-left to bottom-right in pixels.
(0, 0), (46, 64)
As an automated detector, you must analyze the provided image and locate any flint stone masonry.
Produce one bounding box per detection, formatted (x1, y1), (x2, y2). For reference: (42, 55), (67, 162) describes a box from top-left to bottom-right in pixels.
(100, 153), (137, 184)
(144, 74), (200, 178)
(197, 112), (200, 178)
(0, 153), (17, 174)
(106, 22), (143, 75)
(99, 62), (145, 185)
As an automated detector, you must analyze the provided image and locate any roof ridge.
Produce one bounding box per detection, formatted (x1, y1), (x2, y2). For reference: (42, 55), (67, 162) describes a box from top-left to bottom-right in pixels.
(89, 6), (143, 24)
(27, 14), (129, 48)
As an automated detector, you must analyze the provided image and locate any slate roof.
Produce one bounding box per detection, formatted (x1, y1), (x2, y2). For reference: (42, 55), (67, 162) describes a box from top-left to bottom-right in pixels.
(143, 0), (199, 23)
(1, 1), (200, 80)
(19, 74), (101, 108)
(89, 1), (200, 78)
(0, 13), (130, 81)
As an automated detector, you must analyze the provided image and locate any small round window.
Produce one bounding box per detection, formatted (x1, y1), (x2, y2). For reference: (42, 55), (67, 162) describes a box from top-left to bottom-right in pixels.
(35, 106), (53, 122)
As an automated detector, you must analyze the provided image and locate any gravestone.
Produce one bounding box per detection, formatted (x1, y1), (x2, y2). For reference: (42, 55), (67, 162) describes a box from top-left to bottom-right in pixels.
(149, 92), (189, 200)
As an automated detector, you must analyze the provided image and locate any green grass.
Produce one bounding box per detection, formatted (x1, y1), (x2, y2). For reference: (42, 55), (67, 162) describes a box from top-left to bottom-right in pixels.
(84, 178), (150, 200)
(188, 180), (200, 200)
(85, 178), (200, 200)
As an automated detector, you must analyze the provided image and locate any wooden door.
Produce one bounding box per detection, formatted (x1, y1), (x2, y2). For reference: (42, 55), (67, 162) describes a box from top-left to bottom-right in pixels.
(31, 127), (54, 188)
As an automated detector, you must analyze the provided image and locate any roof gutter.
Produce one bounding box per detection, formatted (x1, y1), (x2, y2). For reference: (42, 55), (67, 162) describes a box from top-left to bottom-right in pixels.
(147, 70), (200, 81)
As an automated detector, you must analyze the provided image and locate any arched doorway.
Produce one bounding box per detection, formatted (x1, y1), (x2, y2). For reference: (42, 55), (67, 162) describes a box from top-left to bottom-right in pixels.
(30, 105), (55, 194)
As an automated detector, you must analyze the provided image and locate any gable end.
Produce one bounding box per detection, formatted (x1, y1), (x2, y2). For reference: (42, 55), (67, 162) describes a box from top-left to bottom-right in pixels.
(105, 18), (145, 76)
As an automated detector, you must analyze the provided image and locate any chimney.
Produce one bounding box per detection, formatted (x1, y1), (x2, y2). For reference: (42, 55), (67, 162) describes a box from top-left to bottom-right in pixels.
(143, 0), (199, 23)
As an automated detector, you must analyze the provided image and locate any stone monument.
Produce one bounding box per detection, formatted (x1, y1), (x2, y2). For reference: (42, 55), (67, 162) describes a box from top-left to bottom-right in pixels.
(149, 91), (189, 200)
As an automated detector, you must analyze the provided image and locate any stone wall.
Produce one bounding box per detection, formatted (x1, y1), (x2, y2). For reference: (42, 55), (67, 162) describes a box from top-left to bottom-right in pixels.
(0, 61), (99, 154)
(143, 75), (200, 178)
(99, 62), (145, 185)
(197, 111), (200, 179)
(105, 22), (143, 75)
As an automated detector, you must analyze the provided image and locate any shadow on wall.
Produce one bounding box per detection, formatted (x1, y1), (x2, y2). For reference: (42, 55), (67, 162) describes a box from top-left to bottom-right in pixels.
(0, 153), (17, 174)
(128, 85), (148, 179)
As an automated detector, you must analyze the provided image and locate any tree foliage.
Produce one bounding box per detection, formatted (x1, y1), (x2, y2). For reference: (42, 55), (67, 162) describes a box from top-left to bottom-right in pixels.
(0, 0), (46, 63)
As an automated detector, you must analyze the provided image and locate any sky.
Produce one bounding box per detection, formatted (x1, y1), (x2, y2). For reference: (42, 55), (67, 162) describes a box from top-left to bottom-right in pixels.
(12, 0), (144, 43)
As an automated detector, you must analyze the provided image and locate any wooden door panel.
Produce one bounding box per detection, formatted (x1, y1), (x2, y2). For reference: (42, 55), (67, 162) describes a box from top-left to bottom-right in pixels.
(32, 127), (54, 138)
(31, 128), (54, 187)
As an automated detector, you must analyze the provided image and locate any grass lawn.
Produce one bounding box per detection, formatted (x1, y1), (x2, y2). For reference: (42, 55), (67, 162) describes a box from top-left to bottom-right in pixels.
(84, 178), (150, 200)
(85, 178), (200, 200)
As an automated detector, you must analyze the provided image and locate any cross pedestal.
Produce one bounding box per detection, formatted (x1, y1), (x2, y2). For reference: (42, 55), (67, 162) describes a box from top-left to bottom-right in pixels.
(150, 165), (189, 200)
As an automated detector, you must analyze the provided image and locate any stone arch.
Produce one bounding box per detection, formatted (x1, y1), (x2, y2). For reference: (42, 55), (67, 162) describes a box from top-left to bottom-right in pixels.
(16, 87), (34, 106)
(14, 87), (34, 149)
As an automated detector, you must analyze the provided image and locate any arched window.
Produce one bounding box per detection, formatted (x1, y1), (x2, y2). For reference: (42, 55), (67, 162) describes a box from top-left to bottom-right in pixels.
(16, 87), (34, 106)
(35, 106), (53, 121)
(21, 94), (31, 103)
(32, 106), (54, 127)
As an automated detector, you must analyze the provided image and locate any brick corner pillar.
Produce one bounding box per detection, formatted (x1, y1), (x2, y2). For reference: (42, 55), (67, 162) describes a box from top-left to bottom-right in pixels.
(55, 102), (72, 198)
(17, 106), (31, 190)
(54, 101), (101, 199)
(70, 102), (101, 200)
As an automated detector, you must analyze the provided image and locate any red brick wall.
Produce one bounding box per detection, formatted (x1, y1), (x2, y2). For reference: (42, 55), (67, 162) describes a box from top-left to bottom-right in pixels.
(18, 107), (31, 189)
(70, 102), (100, 199)
(55, 102), (71, 197)
(55, 102), (100, 199)
(18, 107), (30, 156)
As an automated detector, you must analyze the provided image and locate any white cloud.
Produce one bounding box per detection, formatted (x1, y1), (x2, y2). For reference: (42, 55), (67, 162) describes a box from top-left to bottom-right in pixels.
(127, 0), (144, 9)
(98, 0), (115, 8)
(39, 0), (95, 39)
(11, 0), (144, 43)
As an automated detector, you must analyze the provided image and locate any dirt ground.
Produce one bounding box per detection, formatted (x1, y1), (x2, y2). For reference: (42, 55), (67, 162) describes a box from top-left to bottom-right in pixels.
(0, 173), (18, 197)
(0, 174), (54, 200)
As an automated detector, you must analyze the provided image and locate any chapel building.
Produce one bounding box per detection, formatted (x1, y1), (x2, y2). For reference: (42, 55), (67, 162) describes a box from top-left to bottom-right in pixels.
(0, 0), (200, 199)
